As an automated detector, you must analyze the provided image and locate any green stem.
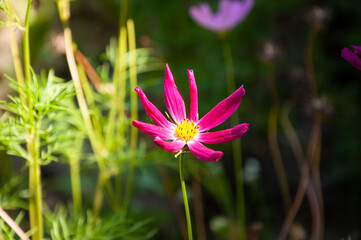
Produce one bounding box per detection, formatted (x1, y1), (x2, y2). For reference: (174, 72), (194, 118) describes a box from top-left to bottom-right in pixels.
(28, 132), (43, 240)
(115, 27), (127, 146)
(122, 19), (137, 212)
(70, 157), (82, 216)
(77, 63), (103, 140)
(56, 0), (116, 220)
(92, 174), (104, 225)
(23, 1), (43, 239)
(178, 154), (193, 240)
(110, 26), (127, 204)
(6, 22), (25, 102)
(68, 136), (83, 217)
(23, 0), (32, 86)
(221, 37), (245, 239)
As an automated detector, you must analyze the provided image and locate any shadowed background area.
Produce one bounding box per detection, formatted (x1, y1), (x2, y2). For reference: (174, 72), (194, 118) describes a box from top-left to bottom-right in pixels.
(0, 0), (360, 239)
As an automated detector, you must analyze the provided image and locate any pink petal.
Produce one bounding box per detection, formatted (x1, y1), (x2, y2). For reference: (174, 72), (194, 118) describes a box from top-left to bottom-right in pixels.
(135, 87), (175, 129)
(132, 120), (174, 140)
(217, 0), (254, 31)
(197, 123), (249, 144)
(197, 86), (245, 131)
(189, 4), (216, 31)
(188, 69), (198, 122)
(342, 47), (361, 70)
(189, 0), (254, 32)
(187, 141), (223, 162)
(164, 64), (187, 123)
(154, 137), (186, 152)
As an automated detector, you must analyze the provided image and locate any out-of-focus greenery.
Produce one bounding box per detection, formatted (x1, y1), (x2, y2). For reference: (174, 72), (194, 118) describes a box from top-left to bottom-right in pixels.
(0, 0), (360, 239)
(44, 206), (157, 240)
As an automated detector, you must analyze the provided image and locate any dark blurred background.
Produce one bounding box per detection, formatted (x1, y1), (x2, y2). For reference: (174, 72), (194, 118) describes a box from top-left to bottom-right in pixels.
(1, 0), (361, 239)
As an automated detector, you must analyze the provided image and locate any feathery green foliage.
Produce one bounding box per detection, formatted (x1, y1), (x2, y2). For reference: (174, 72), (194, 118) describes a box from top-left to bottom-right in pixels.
(45, 206), (157, 240)
(0, 70), (74, 164)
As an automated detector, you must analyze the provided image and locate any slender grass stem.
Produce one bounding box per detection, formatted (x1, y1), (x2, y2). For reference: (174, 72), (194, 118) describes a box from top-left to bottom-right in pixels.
(178, 154), (193, 240)
(23, 0), (32, 86)
(61, 25), (98, 152)
(76, 55), (103, 138)
(56, 0), (114, 221)
(110, 26), (127, 204)
(6, 24), (25, 101)
(221, 37), (245, 239)
(4, 0), (24, 101)
(68, 135), (83, 217)
(27, 132), (43, 240)
(70, 156), (82, 216)
(22, 1), (44, 239)
(32, 142), (42, 240)
(304, 25), (324, 240)
(115, 27), (127, 147)
(266, 64), (291, 212)
(279, 95), (320, 240)
(122, 19), (137, 212)
(307, 116), (323, 240)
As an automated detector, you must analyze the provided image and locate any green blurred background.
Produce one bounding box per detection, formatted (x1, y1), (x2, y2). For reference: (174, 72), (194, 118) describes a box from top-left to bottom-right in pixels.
(1, 0), (361, 239)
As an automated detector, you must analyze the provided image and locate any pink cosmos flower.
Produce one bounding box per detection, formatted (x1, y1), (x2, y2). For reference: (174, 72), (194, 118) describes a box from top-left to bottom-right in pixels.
(189, 0), (254, 33)
(132, 64), (249, 162)
(341, 45), (361, 70)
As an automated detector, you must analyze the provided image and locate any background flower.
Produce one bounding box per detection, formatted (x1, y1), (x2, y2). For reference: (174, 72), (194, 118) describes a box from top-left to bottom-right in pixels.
(341, 45), (361, 70)
(189, 0), (254, 32)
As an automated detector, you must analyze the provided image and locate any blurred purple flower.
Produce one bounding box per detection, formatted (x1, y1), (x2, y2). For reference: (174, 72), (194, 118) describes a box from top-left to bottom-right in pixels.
(341, 46), (361, 70)
(189, 0), (254, 33)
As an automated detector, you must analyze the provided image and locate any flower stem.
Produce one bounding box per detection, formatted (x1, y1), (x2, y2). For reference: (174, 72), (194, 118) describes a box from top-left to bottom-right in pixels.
(22, 1), (44, 239)
(178, 153), (193, 240)
(67, 135), (83, 217)
(222, 37), (246, 239)
(56, 0), (114, 220)
(23, 0), (32, 87)
(6, 23), (25, 102)
(122, 19), (137, 212)
(27, 133), (43, 240)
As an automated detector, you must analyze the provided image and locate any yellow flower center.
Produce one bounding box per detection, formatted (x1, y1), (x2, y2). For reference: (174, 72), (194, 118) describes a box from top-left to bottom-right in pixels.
(175, 119), (199, 142)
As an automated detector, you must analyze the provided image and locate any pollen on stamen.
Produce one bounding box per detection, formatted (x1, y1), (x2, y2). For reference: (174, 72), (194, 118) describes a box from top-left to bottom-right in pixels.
(175, 118), (199, 141)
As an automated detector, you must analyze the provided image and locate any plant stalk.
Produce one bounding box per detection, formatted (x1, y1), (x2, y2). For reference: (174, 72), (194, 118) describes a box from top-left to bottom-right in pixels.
(56, 0), (113, 221)
(68, 136), (83, 217)
(123, 19), (137, 212)
(179, 154), (193, 240)
(266, 64), (291, 212)
(278, 95), (316, 240)
(304, 25), (324, 240)
(22, 1), (44, 239)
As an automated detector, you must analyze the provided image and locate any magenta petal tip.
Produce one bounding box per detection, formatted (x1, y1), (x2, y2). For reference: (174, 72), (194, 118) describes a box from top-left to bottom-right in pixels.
(215, 152), (223, 162)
